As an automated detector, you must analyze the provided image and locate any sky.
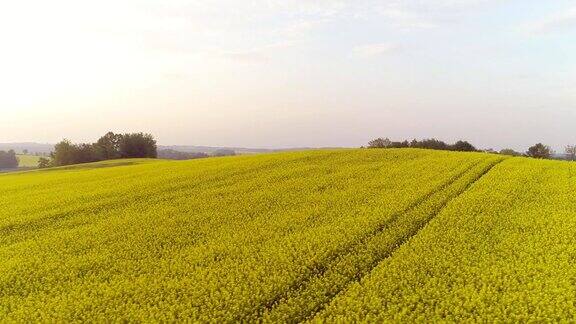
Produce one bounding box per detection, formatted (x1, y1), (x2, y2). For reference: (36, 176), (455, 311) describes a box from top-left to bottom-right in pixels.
(1, 0), (575, 151)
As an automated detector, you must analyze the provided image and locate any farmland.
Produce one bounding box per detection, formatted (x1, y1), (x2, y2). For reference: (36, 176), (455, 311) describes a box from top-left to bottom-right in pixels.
(16, 155), (40, 168)
(0, 149), (573, 321)
(317, 157), (576, 321)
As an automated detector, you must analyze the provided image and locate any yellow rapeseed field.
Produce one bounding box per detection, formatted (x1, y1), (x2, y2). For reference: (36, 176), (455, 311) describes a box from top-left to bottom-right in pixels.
(316, 157), (576, 322)
(2, 149), (572, 321)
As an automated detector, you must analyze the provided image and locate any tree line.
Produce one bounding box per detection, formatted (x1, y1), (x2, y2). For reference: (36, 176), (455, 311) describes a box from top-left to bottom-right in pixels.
(158, 149), (209, 160)
(42, 132), (157, 168)
(520, 143), (576, 160)
(157, 148), (237, 160)
(0, 150), (18, 169)
(493, 143), (563, 159)
(367, 138), (477, 152)
(367, 137), (576, 161)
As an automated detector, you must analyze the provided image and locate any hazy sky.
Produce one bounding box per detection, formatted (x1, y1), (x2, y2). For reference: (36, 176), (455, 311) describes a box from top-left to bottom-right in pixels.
(1, 0), (575, 151)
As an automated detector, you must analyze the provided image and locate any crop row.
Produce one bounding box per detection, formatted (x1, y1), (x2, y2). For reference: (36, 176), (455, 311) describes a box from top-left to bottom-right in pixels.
(315, 157), (576, 322)
(260, 156), (503, 322)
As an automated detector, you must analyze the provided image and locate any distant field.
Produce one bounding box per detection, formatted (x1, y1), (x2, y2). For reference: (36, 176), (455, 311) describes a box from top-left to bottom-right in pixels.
(0, 149), (574, 321)
(16, 154), (40, 168)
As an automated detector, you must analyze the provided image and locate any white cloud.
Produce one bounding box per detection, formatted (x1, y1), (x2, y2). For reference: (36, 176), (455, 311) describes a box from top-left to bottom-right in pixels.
(376, 6), (438, 29)
(135, 1), (344, 58)
(527, 6), (576, 35)
(220, 41), (296, 63)
(353, 43), (399, 57)
(366, 0), (507, 30)
(135, 0), (504, 53)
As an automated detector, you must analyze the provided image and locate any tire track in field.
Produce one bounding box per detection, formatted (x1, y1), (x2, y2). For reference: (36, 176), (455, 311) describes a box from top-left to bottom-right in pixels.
(244, 157), (503, 323)
(255, 160), (483, 320)
(299, 157), (505, 322)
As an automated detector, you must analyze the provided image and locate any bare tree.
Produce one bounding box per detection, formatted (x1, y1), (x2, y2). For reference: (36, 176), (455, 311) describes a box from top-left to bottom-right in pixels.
(367, 138), (391, 148)
(526, 143), (551, 159)
(38, 157), (51, 168)
(565, 145), (576, 161)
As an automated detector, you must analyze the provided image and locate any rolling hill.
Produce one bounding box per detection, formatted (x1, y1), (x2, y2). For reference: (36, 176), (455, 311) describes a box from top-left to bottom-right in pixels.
(0, 149), (574, 321)
(0, 143), (333, 156)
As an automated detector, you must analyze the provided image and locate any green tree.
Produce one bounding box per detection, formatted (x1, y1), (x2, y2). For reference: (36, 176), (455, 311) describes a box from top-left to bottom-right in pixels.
(410, 138), (450, 151)
(212, 149), (236, 157)
(95, 132), (123, 160)
(526, 143), (551, 159)
(500, 148), (522, 157)
(38, 157), (52, 168)
(51, 133), (158, 166)
(0, 150), (18, 168)
(51, 140), (99, 166)
(119, 133), (157, 158)
(74, 143), (100, 164)
(390, 140), (410, 148)
(51, 140), (76, 166)
(451, 141), (477, 152)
